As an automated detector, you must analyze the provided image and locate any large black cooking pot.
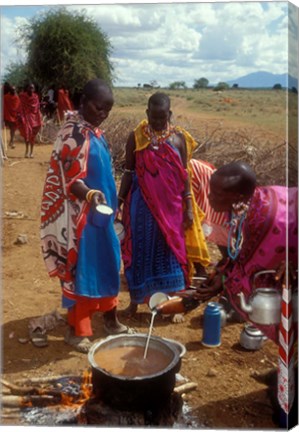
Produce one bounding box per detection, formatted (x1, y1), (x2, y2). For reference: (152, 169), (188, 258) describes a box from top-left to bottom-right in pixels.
(88, 333), (186, 411)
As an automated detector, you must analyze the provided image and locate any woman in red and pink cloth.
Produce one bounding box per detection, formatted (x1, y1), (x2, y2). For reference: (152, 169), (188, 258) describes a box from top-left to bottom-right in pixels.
(57, 86), (74, 123)
(17, 82), (42, 158)
(195, 161), (298, 428)
(3, 85), (20, 149)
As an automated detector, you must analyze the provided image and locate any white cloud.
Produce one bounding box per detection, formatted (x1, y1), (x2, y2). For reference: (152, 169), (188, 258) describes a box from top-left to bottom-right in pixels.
(1, 15), (29, 73)
(0, 2), (294, 88)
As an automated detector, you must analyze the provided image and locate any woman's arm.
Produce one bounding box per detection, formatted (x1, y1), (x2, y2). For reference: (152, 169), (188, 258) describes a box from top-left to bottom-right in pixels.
(173, 132), (193, 229)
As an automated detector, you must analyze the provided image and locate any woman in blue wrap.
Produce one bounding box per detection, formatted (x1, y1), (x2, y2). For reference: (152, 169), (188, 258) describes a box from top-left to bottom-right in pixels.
(41, 79), (131, 353)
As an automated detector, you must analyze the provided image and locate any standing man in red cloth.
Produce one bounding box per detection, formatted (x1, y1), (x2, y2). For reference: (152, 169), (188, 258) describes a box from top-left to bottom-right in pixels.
(17, 83), (42, 158)
(3, 85), (20, 149)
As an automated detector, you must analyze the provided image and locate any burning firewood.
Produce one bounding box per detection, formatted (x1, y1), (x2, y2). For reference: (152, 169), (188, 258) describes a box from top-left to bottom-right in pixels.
(1, 378), (39, 395)
(1, 394), (60, 408)
(15, 374), (80, 385)
(1, 378), (67, 399)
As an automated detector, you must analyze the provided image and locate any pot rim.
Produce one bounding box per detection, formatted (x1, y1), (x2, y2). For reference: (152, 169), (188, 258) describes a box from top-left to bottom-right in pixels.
(88, 333), (181, 381)
(160, 336), (186, 358)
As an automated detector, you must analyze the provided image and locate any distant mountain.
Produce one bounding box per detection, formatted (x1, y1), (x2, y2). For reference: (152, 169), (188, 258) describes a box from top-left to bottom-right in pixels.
(226, 71), (298, 89)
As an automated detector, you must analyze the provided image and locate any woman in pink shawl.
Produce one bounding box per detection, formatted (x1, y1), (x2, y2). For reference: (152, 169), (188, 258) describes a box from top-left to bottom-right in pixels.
(17, 83), (42, 158)
(118, 92), (210, 317)
(195, 161), (298, 428)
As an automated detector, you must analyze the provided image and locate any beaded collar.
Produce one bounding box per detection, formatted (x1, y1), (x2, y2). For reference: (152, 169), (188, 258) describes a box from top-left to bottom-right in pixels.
(142, 122), (174, 150)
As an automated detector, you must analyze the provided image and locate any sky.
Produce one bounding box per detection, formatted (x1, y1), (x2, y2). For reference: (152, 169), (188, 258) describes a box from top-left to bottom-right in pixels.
(0, 0), (298, 88)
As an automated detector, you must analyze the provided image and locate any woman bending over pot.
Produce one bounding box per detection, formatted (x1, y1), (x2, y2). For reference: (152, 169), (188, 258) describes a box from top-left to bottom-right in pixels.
(195, 161), (298, 428)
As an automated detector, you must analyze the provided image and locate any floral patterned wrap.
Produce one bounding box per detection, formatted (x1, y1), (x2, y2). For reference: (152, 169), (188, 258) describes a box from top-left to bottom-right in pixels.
(40, 112), (103, 295)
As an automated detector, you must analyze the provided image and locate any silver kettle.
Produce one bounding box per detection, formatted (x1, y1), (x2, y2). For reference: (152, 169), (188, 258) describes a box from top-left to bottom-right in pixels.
(239, 323), (268, 350)
(238, 270), (281, 325)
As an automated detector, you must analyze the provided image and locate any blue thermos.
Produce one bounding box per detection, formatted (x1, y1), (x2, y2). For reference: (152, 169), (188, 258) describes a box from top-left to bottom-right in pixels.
(202, 302), (221, 347)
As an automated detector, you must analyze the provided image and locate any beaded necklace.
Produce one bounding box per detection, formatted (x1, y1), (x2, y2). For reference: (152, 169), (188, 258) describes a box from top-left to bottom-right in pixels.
(227, 199), (251, 260)
(227, 212), (246, 260)
(143, 122), (173, 150)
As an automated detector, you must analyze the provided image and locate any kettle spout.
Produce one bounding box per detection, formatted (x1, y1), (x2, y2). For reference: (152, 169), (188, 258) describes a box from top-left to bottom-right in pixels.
(238, 292), (252, 314)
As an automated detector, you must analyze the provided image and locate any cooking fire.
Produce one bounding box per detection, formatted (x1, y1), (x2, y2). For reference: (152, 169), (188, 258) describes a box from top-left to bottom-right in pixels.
(1, 370), (198, 426)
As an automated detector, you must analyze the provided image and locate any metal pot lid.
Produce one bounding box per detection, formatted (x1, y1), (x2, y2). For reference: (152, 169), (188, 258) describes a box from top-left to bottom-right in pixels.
(244, 323), (265, 337)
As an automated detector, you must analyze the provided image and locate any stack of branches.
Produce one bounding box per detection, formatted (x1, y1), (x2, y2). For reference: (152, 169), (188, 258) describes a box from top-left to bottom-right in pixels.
(103, 113), (142, 176)
(103, 113), (290, 187)
(177, 117), (288, 186)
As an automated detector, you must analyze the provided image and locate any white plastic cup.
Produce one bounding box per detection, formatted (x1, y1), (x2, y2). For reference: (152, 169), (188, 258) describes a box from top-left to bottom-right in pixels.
(91, 204), (113, 228)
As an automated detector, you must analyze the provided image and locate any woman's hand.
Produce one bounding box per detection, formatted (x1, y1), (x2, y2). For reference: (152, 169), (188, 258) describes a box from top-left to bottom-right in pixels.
(193, 272), (224, 302)
(90, 191), (106, 209)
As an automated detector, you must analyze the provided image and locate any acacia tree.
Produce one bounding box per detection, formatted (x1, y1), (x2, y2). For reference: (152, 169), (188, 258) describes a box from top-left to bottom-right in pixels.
(193, 77), (209, 89)
(169, 81), (187, 89)
(16, 7), (114, 93)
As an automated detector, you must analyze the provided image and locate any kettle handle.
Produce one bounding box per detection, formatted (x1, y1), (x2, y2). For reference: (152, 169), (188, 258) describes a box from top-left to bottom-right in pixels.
(253, 269), (276, 288)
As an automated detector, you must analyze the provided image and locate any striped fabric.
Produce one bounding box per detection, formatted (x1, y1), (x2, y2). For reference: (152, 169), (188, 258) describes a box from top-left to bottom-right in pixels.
(190, 159), (229, 245)
(277, 280), (296, 414)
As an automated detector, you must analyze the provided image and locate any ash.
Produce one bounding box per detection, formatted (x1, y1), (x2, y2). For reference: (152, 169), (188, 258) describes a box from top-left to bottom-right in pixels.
(173, 401), (203, 428)
(21, 406), (80, 425)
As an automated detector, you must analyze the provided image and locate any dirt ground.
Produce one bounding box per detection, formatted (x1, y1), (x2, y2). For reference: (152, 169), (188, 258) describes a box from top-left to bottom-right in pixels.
(1, 136), (279, 429)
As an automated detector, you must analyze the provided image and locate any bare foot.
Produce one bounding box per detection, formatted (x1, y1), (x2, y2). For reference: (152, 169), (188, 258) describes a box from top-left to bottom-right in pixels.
(64, 326), (92, 353)
(171, 313), (185, 323)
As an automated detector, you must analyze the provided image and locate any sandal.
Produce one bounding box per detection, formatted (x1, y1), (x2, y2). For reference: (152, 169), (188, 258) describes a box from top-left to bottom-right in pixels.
(64, 327), (93, 353)
(29, 327), (48, 348)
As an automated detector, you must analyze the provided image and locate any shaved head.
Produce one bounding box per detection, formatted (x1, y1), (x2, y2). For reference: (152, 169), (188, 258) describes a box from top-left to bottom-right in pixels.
(148, 92), (170, 110)
(82, 79), (112, 101)
(213, 161), (256, 196)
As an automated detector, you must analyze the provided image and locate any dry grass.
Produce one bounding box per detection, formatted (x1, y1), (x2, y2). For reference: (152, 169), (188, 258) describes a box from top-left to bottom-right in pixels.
(102, 88), (297, 186)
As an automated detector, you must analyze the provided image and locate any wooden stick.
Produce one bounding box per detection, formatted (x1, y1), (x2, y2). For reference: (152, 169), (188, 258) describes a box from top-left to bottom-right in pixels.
(174, 382), (198, 395)
(1, 413), (20, 420)
(15, 374), (80, 385)
(1, 394), (58, 408)
(1, 407), (21, 414)
(1, 395), (24, 407)
(1, 378), (37, 395)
